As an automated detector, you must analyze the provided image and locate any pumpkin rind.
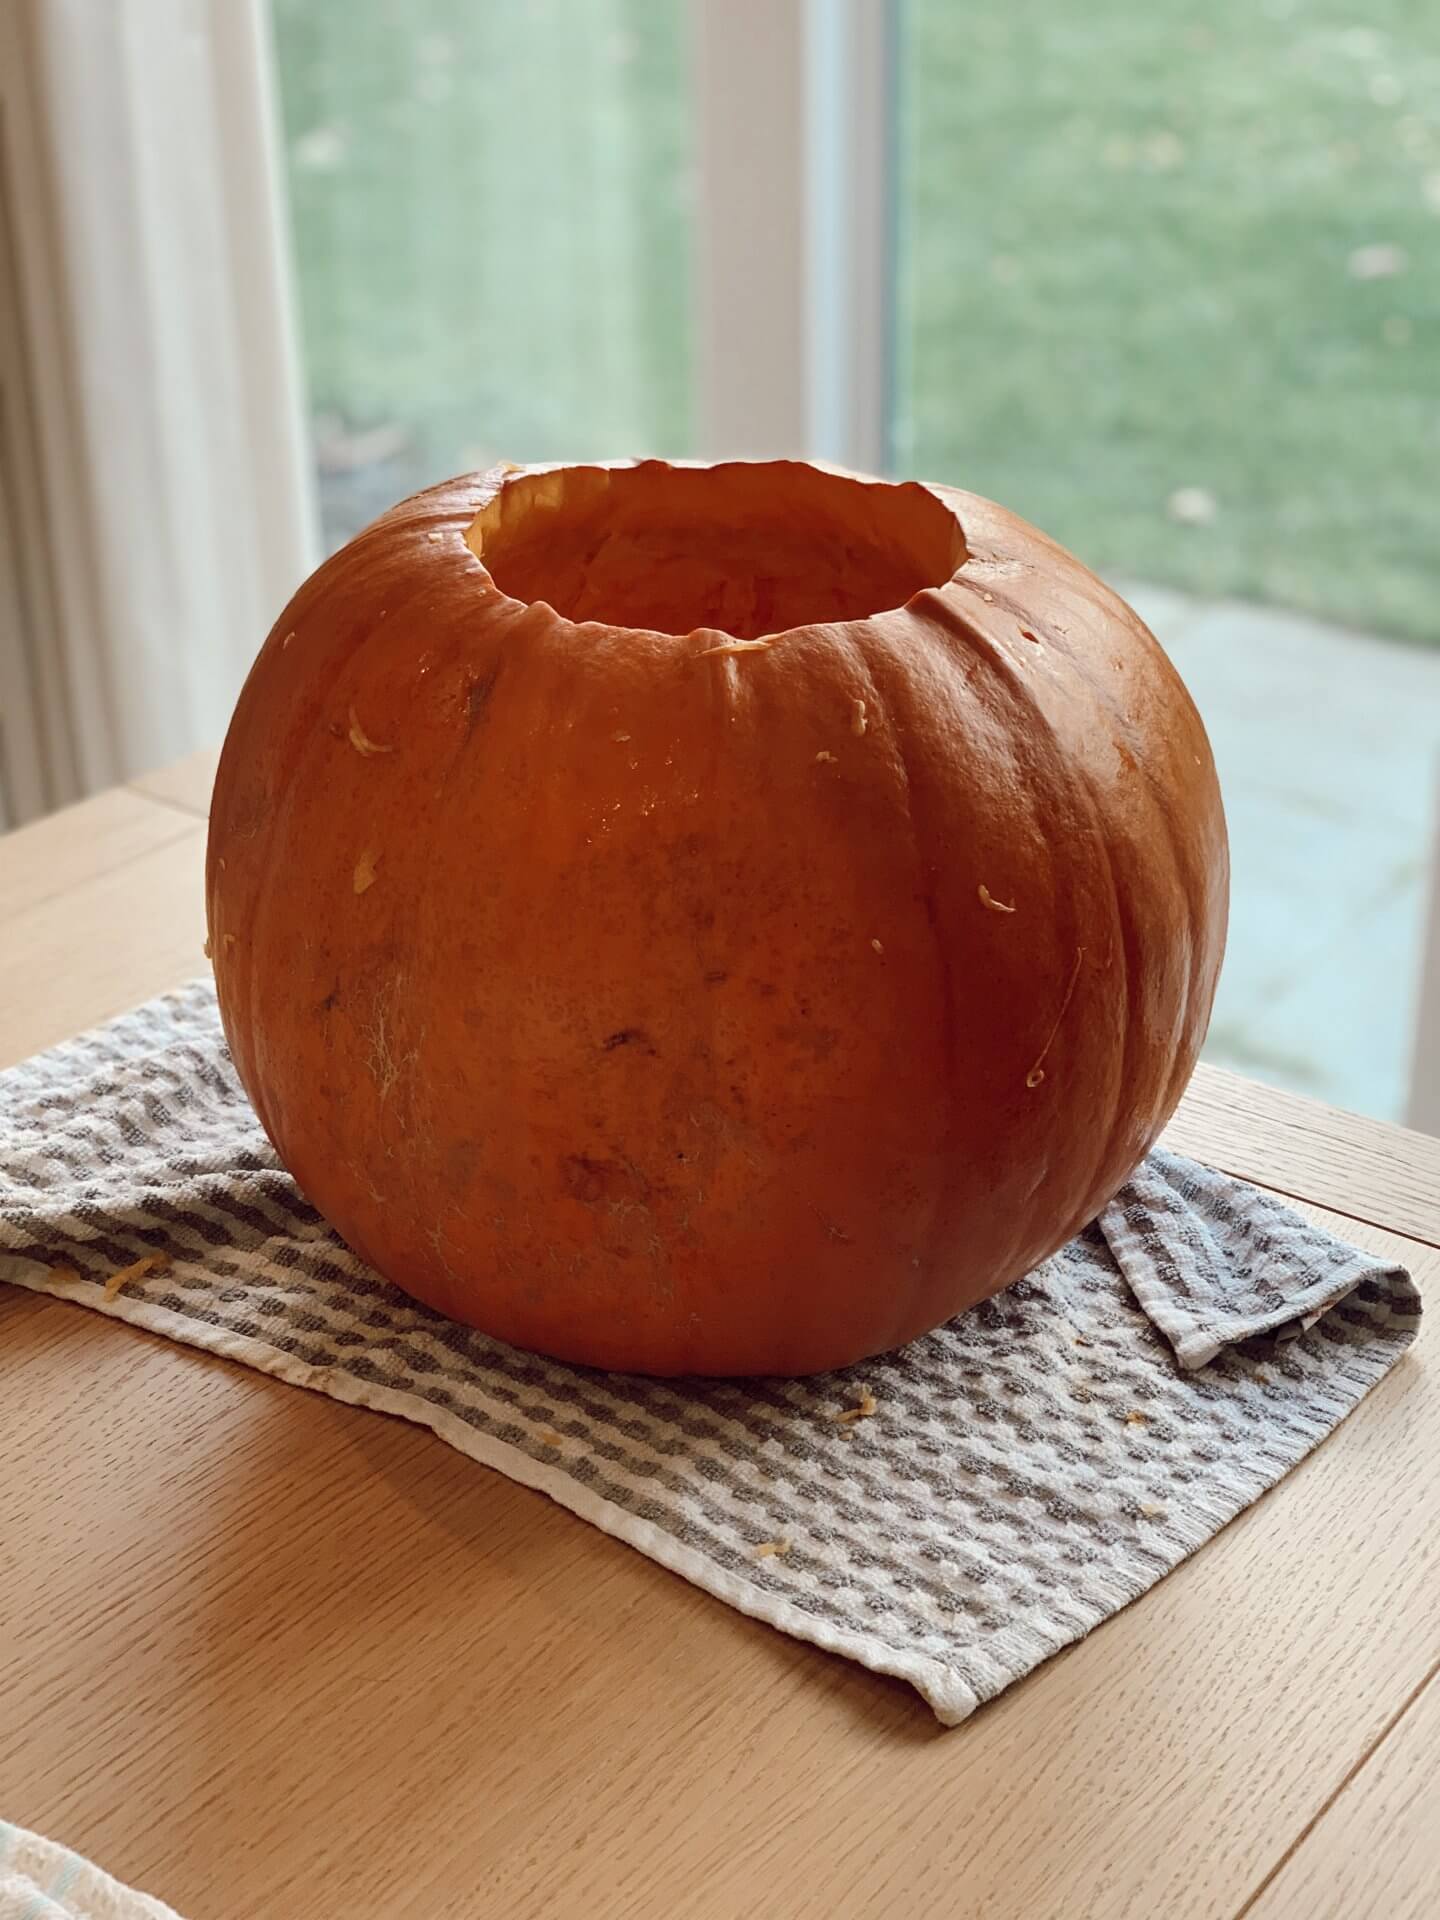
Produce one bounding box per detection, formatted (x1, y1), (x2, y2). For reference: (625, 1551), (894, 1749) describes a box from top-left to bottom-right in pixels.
(207, 459), (1227, 1376)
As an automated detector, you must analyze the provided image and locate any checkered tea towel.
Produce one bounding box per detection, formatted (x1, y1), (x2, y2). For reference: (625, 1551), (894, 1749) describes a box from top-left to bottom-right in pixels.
(0, 984), (1420, 1725)
(0, 1822), (185, 1920)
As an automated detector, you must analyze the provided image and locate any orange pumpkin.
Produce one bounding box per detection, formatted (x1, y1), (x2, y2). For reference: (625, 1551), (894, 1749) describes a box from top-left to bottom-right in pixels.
(208, 459), (1227, 1376)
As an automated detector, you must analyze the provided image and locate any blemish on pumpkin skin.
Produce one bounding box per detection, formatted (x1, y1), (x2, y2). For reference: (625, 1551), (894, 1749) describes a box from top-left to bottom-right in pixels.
(354, 850), (379, 894)
(364, 987), (409, 1100)
(777, 1024), (840, 1061)
(703, 969), (728, 987)
(464, 667), (499, 735)
(978, 884), (1016, 914)
(812, 1207), (853, 1245)
(1026, 946), (1085, 1089)
(815, 750), (838, 764)
(602, 1028), (656, 1054)
(851, 698), (868, 737)
(445, 1137), (482, 1188)
(701, 637), (773, 657)
(562, 1155), (650, 1206)
(282, 630), (295, 649)
(348, 707), (394, 757)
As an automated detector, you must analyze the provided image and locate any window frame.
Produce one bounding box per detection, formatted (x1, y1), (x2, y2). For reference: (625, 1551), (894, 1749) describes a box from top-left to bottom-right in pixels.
(690, 0), (896, 471)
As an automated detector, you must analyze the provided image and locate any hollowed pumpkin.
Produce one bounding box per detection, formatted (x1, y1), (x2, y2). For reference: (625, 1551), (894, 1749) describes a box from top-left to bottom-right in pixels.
(208, 459), (1227, 1376)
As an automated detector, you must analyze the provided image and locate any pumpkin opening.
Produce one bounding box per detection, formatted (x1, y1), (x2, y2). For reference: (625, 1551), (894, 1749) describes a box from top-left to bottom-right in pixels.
(466, 460), (967, 643)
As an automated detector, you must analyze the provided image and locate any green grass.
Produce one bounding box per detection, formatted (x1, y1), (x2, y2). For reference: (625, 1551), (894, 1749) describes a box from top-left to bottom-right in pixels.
(900, 0), (1440, 644)
(272, 0), (1440, 641)
(271, 0), (690, 540)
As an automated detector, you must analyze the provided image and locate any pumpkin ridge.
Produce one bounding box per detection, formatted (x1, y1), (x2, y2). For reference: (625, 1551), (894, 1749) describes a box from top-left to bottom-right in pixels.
(850, 618), (961, 1324)
(913, 594), (1120, 1231)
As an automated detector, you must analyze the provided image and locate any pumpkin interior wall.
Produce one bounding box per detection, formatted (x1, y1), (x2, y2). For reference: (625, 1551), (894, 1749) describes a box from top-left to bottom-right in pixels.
(469, 463), (967, 641)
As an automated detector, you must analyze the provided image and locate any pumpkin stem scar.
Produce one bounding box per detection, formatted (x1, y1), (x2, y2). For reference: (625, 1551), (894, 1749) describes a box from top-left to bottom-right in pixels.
(1025, 946), (1085, 1088)
(978, 884), (1016, 913)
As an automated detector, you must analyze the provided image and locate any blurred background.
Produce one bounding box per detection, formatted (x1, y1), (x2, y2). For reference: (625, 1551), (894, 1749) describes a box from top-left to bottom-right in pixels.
(1, 0), (1437, 1127)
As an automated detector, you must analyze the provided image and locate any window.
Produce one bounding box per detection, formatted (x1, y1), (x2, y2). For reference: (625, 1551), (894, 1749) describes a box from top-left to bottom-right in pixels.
(10, 0), (1436, 1124)
(894, 0), (1440, 1122)
(256, 0), (1440, 1122)
(270, 0), (692, 549)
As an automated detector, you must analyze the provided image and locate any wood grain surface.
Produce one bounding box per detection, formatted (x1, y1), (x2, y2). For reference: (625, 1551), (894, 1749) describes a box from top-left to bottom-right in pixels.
(1166, 1064), (1440, 1250)
(1249, 1660), (1440, 1920)
(128, 745), (220, 819)
(0, 826), (207, 1066)
(0, 783), (197, 920)
(1, 751), (1436, 1920)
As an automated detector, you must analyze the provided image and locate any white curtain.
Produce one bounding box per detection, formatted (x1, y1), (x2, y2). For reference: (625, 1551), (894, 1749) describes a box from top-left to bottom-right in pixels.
(0, 0), (316, 821)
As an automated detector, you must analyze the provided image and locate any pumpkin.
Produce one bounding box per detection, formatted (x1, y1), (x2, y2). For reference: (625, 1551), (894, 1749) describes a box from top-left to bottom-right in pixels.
(207, 459), (1227, 1376)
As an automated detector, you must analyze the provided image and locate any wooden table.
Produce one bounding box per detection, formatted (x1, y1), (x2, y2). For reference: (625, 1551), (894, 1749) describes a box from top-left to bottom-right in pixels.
(3, 750), (1438, 1920)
